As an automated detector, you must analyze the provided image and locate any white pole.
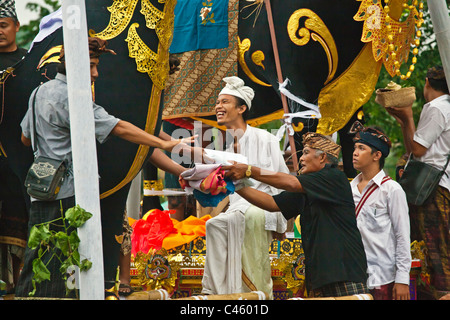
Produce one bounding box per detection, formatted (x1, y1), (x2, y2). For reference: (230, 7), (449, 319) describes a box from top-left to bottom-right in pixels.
(61, 1), (104, 300)
(427, 0), (450, 93)
(126, 172), (142, 220)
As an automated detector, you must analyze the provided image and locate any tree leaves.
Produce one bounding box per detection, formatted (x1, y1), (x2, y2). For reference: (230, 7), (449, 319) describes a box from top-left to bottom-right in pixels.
(65, 205), (93, 228)
(27, 204), (93, 297)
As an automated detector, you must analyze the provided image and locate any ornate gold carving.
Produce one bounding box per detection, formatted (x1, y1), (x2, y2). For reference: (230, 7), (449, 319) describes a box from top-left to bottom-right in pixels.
(251, 50), (266, 70)
(140, 0), (165, 30)
(143, 179), (164, 191)
(134, 249), (182, 294)
(90, 0), (139, 40)
(126, 23), (170, 91)
(37, 45), (62, 69)
(287, 9), (338, 85)
(237, 36), (271, 87)
(353, 0), (423, 78)
(97, 0), (176, 199)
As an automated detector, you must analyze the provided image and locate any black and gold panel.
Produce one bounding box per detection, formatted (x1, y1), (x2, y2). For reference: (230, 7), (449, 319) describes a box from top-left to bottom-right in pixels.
(1, 0), (176, 199)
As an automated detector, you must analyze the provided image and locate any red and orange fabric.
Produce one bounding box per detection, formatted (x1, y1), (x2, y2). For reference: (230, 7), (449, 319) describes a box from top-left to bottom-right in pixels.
(130, 208), (211, 255)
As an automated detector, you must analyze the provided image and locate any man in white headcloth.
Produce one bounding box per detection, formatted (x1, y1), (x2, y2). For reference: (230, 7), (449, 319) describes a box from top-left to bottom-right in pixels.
(201, 76), (289, 298)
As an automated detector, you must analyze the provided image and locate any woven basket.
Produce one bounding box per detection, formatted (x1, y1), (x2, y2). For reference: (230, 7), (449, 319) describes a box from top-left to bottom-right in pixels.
(375, 86), (416, 108)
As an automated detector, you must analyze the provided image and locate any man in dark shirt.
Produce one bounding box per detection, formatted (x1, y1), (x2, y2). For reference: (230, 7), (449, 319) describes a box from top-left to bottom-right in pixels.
(0, 0), (27, 69)
(0, 0), (29, 294)
(224, 132), (369, 297)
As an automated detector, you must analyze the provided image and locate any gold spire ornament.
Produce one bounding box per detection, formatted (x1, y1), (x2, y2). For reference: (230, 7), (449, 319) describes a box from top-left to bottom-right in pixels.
(354, 0), (424, 80)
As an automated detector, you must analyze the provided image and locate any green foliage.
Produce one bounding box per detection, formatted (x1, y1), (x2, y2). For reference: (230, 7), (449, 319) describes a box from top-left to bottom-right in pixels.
(363, 2), (444, 177)
(28, 204), (92, 297)
(16, 0), (61, 49)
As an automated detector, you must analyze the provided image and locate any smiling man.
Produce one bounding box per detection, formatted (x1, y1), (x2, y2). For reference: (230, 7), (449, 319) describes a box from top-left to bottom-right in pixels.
(201, 76), (289, 298)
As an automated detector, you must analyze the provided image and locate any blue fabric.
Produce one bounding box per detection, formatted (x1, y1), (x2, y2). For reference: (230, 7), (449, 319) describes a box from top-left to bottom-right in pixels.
(193, 179), (235, 207)
(170, 0), (229, 53)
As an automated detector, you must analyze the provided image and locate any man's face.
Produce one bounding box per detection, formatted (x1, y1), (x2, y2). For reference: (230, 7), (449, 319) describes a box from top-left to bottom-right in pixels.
(215, 94), (245, 127)
(299, 147), (325, 174)
(90, 57), (99, 84)
(352, 142), (380, 171)
(0, 17), (19, 53)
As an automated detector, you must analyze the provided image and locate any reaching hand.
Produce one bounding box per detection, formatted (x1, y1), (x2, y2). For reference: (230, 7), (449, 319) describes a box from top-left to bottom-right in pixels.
(222, 162), (248, 180)
(161, 135), (197, 152)
(386, 105), (413, 126)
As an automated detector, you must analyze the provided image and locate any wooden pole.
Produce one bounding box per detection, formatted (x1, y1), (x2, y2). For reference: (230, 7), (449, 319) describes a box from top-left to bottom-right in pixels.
(264, 0), (299, 172)
(61, 0), (104, 300)
(427, 0), (450, 93)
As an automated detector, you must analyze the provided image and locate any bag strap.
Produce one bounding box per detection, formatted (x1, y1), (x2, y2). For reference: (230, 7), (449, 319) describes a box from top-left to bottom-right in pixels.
(30, 85), (42, 155)
(355, 176), (391, 218)
(443, 153), (450, 172)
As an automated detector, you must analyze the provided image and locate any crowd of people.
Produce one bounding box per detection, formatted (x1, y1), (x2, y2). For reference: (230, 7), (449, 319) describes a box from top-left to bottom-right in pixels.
(1, 1), (449, 300)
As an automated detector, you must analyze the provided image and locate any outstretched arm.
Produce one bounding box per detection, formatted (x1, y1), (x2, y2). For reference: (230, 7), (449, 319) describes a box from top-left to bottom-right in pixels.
(111, 120), (195, 152)
(223, 162), (304, 193)
(148, 148), (186, 177)
(236, 186), (280, 212)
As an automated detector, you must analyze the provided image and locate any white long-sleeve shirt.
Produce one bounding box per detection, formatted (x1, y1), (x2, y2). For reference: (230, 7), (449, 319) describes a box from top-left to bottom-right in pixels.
(351, 170), (411, 288)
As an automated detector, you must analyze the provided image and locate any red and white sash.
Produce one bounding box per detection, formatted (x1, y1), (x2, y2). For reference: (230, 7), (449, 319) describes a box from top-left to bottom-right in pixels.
(355, 176), (391, 218)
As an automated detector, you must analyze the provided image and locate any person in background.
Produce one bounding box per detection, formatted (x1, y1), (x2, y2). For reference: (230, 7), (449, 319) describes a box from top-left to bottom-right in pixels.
(386, 66), (450, 299)
(0, 0), (29, 294)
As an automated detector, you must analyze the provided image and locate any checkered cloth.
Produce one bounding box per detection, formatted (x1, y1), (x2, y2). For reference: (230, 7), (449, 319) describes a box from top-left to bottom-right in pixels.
(0, 0), (17, 19)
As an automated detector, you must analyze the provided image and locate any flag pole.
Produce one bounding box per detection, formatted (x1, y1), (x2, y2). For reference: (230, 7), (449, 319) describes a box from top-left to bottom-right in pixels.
(263, 0), (299, 172)
(61, 0), (105, 300)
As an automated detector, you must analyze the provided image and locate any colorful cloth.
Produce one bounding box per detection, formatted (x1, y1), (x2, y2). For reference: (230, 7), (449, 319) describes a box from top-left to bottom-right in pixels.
(311, 281), (369, 298)
(409, 186), (450, 297)
(162, 215), (211, 250)
(179, 164), (236, 207)
(162, 0), (238, 119)
(130, 212), (211, 253)
(170, 0), (229, 54)
(131, 209), (176, 255)
(302, 132), (341, 159)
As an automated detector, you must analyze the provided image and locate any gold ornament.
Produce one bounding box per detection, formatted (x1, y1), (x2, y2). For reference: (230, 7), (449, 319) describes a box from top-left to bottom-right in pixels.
(354, 0), (424, 80)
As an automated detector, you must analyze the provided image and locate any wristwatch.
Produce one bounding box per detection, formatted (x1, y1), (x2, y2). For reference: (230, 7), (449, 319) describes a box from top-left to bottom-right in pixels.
(245, 165), (252, 178)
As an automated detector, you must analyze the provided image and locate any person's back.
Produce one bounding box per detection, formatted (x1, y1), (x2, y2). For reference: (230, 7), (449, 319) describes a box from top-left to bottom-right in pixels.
(414, 93), (450, 190)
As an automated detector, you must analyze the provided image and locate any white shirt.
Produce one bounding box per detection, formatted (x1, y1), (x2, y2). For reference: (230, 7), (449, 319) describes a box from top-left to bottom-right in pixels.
(414, 94), (450, 191)
(226, 125), (289, 233)
(351, 170), (411, 288)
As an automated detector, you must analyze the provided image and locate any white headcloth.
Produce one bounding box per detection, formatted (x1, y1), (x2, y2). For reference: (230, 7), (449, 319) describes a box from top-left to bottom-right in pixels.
(218, 76), (255, 109)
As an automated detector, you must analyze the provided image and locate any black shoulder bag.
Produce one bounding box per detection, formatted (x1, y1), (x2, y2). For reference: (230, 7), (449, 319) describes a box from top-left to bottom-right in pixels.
(24, 86), (66, 201)
(399, 153), (450, 206)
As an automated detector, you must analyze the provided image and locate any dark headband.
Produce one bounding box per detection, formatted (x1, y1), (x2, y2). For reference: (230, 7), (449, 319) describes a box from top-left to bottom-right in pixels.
(350, 121), (391, 158)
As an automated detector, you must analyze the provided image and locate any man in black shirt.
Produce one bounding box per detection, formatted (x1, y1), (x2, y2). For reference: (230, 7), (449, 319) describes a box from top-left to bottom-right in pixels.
(224, 132), (369, 297)
(0, 0), (28, 294)
(0, 0), (27, 69)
